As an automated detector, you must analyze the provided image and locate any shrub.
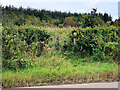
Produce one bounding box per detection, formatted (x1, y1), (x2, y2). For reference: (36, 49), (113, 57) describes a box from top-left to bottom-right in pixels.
(58, 24), (64, 28)
(64, 17), (75, 27)
(64, 26), (120, 61)
(2, 25), (50, 70)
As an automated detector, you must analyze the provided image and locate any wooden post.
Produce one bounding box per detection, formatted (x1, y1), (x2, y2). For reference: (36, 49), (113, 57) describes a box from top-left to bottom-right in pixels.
(74, 32), (77, 45)
(74, 38), (76, 45)
(48, 36), (60, 50)
(56, 36), (59, 50)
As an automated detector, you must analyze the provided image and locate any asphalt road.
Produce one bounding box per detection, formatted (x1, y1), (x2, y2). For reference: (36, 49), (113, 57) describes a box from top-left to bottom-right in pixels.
(15, 82), (118, 88)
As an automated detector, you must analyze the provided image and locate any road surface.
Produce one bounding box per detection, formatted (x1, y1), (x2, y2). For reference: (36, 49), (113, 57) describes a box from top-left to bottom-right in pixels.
(16, 82), (119, 88)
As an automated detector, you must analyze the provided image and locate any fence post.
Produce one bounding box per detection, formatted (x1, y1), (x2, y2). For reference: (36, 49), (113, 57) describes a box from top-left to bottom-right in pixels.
(73, 32), (77, 45)
(56, 36), (59, 50)
(48, 36), (60, 50)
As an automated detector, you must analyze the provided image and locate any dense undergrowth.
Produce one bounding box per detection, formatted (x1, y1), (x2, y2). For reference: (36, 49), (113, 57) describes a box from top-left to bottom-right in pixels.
(64, 26), (120, 62)
(2, 25), (119, 88)
(1, 5), (120, 88)
(2, 49), (119, 88)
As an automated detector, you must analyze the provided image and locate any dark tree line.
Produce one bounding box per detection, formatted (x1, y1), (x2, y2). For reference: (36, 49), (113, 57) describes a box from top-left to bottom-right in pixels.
(1, 5), (114, 27)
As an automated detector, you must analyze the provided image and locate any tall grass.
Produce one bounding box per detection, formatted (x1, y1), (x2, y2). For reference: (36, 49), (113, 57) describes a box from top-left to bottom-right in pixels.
(2, 49), (118, 88)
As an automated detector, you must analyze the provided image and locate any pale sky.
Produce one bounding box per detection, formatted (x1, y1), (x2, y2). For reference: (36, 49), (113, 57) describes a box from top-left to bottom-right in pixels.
(0, 0), (119, 21)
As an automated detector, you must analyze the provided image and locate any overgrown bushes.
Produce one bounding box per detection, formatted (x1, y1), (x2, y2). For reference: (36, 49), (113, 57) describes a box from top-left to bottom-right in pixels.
(2, 25), (120, 70)
(2, 25), (50, 70)
(64, 26), (120, 61)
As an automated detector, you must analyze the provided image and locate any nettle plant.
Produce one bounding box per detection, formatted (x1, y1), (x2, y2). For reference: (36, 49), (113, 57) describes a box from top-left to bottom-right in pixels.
(2, 25), (50, 70)
(64, 26), (120, 61)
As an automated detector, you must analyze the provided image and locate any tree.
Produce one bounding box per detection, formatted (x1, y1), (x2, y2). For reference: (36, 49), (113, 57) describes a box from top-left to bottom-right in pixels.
(53, 19), (60, 26)
(113, 19), (120, 26)
(103, 13), (111, 23)
(92, 8), (97, 14)
(64, 17), (75, 27)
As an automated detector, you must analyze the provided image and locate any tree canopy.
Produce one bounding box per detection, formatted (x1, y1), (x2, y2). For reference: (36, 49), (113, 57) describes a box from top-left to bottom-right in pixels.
(1, 5), (115, 27)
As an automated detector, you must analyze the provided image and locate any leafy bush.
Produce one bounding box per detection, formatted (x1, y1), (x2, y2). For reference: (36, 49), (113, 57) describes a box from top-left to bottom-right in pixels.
(2, 25), (50, 70)
(64, 26), (120, 61)
(2, 57), (34, 71)
(64, 17), (75, 27)
(58, 24), (64, 28)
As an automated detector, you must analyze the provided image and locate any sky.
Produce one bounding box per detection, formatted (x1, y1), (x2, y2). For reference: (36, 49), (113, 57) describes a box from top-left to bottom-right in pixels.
(0, 0), (119, 21)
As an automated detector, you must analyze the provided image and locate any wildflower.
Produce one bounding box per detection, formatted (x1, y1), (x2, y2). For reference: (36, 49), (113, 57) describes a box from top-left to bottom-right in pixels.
(21, 58), (23, 61)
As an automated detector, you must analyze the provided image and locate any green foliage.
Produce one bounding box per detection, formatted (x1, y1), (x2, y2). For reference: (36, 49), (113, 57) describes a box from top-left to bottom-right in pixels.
(2, 25), (50, 70)
(2, 60), (118, 88)
(113, 19), (120, 27)
(64, 26), (120, 61)
(1, 6), (119, 88)
(53, 19), (61, 26)
(82, 15), (104, 28)
(64, 17), (75, 27)
(58, 24), (64, 28)
(2, 57), (34, 71)
(2, 5), (114, 27)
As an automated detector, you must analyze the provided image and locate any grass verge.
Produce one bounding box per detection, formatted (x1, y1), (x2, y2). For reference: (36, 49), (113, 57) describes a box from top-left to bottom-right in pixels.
(2, 54), (118, 88)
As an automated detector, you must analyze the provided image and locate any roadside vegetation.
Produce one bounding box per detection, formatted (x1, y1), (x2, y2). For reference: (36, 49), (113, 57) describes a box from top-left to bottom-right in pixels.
(1, 6), (120, 88)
